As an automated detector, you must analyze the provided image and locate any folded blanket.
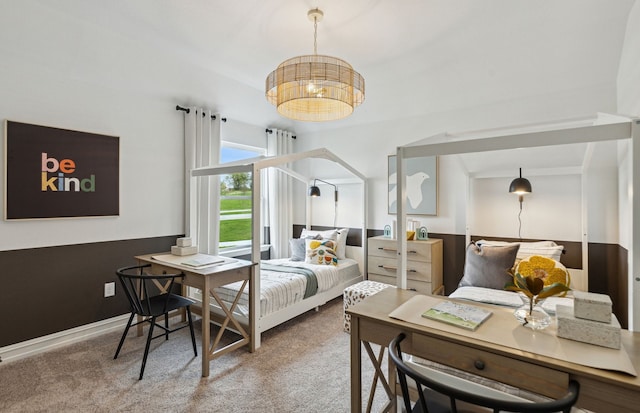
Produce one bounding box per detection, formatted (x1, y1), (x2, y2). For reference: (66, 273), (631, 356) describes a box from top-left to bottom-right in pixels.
(261, 262), (318, 299)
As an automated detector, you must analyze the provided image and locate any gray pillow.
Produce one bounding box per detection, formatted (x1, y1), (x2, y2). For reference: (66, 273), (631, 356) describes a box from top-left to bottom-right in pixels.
(289, 235), (320, 261)
(458, 243), (520, 290)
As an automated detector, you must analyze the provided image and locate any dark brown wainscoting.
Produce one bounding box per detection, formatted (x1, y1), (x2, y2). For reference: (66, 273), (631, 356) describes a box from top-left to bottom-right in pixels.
(589, 243), (628, 328)
(0, 235), (180, 347)
(292, 224), (363, 247)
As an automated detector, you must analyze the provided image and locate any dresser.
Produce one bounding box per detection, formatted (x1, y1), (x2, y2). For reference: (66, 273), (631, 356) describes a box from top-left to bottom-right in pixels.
(367, 235), (443, 294)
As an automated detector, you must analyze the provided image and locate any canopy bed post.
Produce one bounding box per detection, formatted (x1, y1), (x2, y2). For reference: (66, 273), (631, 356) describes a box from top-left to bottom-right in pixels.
(396, 146), (408, 289)
(580, 146), (592, 290)
(632, 119), (640, 331)
(465, 171), (472, 247)
(251, 162), (261, 348)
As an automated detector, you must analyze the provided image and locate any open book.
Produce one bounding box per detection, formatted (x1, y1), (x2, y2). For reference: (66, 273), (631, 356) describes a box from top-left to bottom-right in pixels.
(422, 300), (492, 331)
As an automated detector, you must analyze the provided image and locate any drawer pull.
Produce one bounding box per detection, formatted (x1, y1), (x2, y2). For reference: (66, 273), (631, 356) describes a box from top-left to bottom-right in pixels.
(474, 360), (485, 370)
(377, 265), (417, 273)
(377, 247), (418, 254)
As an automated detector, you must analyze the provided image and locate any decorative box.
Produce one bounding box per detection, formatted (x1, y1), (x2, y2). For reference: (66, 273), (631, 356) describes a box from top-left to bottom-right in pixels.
(556, 305), (621, 349)
(343, 280), (395, 333)
(176, 237), (192, 247)
(573, 291), (612, 323)
(171, 245), (198, 256)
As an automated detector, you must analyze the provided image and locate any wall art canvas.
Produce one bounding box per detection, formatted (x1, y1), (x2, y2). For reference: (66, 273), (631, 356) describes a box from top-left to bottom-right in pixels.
(4, 120), (119, 220)
(388, 155), (437, 215)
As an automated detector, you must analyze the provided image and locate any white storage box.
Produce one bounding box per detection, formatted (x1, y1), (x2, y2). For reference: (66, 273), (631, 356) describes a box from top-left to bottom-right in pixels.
(176, 237), (192, 247)
(171, 245), (198, 256)
(573, 291), (612, 323)
(556, 304), (620, 349)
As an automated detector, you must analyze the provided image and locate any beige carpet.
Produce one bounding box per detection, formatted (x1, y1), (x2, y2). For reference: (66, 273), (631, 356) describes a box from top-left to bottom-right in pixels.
(0, 297), (391, 412)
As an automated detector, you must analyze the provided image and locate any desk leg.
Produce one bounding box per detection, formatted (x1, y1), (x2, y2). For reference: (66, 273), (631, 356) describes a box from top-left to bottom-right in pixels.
(351, 316), (362, 412)
(201, 275), (211, 377)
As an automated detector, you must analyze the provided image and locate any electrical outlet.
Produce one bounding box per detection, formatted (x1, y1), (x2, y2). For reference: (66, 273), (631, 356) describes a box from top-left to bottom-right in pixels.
(104, 282), (115, 297)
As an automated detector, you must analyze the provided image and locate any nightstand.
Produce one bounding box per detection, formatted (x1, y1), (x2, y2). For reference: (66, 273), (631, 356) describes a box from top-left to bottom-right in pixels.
(367, 235), (443, 294)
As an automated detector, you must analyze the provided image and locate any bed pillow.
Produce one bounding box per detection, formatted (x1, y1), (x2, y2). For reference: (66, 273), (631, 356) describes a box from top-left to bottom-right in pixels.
(289, 238), (306, 261)
(305, 238), (338, 266)
(289, 234), (321, 261)
(300, 228), (338, 241)
(477, 239), (564, 262)
(335, 228), (349, 260)
(300, 228), (348, 259)
(458, 243), (519, 290)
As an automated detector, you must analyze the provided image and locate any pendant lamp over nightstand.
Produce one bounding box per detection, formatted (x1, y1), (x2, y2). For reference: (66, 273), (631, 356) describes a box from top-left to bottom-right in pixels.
(509, 168), (532, 239)
(509, 168), (532, 202)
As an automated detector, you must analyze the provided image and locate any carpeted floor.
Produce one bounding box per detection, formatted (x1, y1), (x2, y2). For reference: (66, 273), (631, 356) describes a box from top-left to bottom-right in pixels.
(0, 297), (391, 412)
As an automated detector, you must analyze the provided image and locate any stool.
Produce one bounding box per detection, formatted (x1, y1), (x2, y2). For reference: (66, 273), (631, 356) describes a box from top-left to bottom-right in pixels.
(343, 280), (395, 333)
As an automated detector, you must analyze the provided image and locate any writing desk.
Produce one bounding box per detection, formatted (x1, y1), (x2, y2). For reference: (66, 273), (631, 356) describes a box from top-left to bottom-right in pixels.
(347, 288), (640, 413)
(135, 253), (257, 377)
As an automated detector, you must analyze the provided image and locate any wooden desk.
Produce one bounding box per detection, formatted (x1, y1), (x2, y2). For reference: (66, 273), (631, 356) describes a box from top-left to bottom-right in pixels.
(347, 288), (640, 413)
(135, 253), (257, 377)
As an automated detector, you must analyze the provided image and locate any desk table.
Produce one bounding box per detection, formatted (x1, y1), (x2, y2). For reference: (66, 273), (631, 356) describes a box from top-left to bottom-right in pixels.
(135, 253), (257, 377)
(347, 288), (640, 413)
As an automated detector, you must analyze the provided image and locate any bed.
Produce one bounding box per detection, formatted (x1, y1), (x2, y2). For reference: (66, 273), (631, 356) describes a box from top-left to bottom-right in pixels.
(189, 148), (368, 347)
(449, 238), (578, 314)
(214, 258), (361, 320)
(391, 114), (638, 326)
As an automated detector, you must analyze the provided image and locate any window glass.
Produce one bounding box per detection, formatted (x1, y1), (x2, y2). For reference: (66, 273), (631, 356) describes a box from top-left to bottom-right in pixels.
(219, 143), (263, 250)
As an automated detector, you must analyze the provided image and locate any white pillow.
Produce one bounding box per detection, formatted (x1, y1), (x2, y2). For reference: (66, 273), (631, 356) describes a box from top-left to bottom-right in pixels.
(476, 239), (564, 262)
(300, 228), (349, 259)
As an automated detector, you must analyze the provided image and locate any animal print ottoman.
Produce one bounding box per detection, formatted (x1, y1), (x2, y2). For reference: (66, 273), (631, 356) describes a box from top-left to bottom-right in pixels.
(343, 280), (395, 333)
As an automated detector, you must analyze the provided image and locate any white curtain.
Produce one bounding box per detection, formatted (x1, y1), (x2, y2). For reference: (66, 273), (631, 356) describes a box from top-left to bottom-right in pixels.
(267, 129), (294, 259)
(183, 107), (221, 254)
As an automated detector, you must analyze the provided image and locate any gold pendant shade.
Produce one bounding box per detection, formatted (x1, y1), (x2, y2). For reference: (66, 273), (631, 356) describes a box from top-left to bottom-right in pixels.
(265, 9), (365, 122)
(266, 54), (365, 122)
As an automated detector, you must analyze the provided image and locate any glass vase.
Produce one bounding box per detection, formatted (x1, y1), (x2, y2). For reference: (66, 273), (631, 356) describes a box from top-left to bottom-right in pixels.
(513, 294), (551, 330)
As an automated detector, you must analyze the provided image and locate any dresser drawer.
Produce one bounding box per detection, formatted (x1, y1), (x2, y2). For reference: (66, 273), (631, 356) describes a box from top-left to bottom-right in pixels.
(368, 273), (433, 294)
(368, 238), (432, 262)
(368, 256), (432, 283)
(411, 334), (569, 399)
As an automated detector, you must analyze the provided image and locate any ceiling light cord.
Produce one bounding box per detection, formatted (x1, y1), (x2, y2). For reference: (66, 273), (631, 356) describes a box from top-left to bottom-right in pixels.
(313, 15), (318, 55)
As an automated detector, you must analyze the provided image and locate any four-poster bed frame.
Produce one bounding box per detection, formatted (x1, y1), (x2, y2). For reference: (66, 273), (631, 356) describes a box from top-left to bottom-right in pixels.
(393, 113), (640, 330)
(190, 147), (367, 348)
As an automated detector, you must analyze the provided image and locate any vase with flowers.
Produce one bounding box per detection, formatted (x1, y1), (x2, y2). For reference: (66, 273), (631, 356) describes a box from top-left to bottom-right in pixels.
(505, 256), (571, 330)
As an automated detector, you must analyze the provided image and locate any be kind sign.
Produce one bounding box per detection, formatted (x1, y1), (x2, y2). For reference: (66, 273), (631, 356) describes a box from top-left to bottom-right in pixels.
(4, 121), (119, 219)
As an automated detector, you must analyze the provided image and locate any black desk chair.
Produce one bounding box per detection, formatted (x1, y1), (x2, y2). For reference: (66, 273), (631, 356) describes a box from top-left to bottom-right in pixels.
(114, 264), (197, 380)
(389, 333), (580, 413)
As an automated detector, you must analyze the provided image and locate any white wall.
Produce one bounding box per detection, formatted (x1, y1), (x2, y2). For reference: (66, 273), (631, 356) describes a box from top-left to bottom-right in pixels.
(296, 88), (618, 236)
(471, 175), (582, 242)
(0, 3), (268, 251)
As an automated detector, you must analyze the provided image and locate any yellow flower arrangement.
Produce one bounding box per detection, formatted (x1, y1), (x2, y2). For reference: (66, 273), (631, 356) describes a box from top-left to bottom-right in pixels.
(515, 255), (571, 288)
(505, 255), (571, 327)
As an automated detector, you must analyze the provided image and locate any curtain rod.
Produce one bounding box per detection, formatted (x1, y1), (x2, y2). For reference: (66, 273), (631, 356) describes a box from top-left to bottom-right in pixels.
(265, 128), (296, 139)
(175, 105), (226, 122)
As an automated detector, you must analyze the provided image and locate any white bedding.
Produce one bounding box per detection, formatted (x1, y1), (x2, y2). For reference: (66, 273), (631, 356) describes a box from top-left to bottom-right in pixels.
(214, 258), (361, 317)
(449, 286), (573, 315)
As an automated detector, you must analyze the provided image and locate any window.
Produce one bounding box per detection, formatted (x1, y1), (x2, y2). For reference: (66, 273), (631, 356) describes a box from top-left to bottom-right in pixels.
(219, 143), (264, 251)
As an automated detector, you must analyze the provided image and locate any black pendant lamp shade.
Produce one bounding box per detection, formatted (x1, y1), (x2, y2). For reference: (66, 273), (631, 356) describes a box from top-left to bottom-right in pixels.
(309, 185), (321, 197)
(509, 168), (532, 195)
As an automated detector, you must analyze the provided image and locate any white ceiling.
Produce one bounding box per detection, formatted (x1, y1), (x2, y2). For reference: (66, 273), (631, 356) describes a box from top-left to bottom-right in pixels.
(38, 0), (636, 138)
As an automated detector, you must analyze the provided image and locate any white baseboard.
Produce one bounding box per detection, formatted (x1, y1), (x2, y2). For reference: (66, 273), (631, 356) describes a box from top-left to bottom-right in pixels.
(0, 314), (130, 363)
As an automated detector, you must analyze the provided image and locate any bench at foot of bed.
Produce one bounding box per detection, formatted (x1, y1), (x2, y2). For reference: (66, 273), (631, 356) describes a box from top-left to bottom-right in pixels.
(343, 280), (395, 333)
